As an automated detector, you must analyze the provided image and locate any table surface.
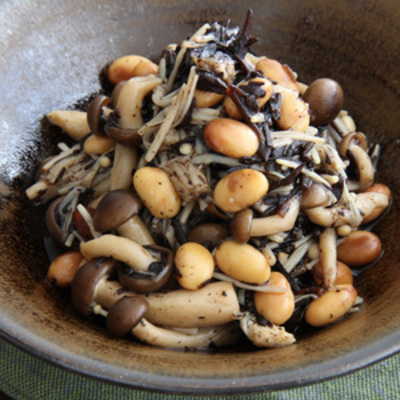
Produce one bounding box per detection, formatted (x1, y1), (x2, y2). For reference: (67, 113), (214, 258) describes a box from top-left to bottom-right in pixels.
(1, 338), (399, 400)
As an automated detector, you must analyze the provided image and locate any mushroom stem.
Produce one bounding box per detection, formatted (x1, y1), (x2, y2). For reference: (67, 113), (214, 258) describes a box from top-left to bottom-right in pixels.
(319, 228), (337, 288)
(250, 195), (300, 237)
(92, 275), (240, 328)
(305, 192), (389, 228)
(110, 144), (137, 190)
(131, 319), (241, 349)
(347, 144), (374, 191)
(141, 281), (241, 328)
(80, 235), (155, 272)
(117, 215), (155, 245)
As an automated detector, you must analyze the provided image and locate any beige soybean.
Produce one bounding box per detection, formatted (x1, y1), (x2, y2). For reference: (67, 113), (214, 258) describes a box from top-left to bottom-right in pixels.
(215, 240), (271, 285)
(47, 251), (84, 288)
(203, 118), (259, 158)
(108, 55), (159, 85)
(256, 58), (300, 92)
(275, 91), (310, 132)
(194, 90), (224, 108)
(223, 77), (273, 120)
(214, 169), (269, 213)
(312, 260), (354, 287)
(84, 134), (115, 155)
(337, 230), (382, 266)
(133, 167), (181, 219)
(254, 271), (295, 325)
(305, 284), (357, 327)
(175, 242), (215, 290)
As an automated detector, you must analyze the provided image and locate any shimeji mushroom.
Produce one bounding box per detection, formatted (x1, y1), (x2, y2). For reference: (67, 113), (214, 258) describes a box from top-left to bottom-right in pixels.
(118, 245), (174, 293)
(71, 262), (241, 348)
(339, 132), (374, 191)
(305, 191), (389, 228)
(80, 234), (173, 293)
(239, 312), (296, 348)
(230, 195), (301, 242)
(93, 189), (155, 245)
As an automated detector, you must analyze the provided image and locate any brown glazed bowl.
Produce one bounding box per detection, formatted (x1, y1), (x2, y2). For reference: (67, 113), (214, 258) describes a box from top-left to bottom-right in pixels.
(0, 0), (399, 395)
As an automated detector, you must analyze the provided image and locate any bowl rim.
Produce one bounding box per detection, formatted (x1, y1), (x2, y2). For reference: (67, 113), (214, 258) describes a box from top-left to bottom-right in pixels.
(1, 315), (399, 394)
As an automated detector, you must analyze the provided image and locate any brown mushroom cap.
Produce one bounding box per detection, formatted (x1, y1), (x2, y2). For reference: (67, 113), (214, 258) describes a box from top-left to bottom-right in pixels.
(300, 183), (330, 209)
(45, 196), (66, 245)
(302, 78), (343, 126)
(118, 245), (174, 293)
(106, 295), (149, 337)
(87, 95), (111, 136)
(71, 258), (116, 316)
(104, 123), (142, 146)
(93, 189), (142, 232)
(187, 223), (229, 250)
(338, 132), (368, 158)
(230, 209), (254, 243)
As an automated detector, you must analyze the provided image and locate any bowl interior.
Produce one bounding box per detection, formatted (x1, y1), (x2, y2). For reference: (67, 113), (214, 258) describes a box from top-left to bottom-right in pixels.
(1, 0), (400, 394)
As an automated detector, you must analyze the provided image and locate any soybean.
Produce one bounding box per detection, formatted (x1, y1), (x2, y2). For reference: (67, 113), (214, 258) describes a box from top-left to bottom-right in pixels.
(254, 272), (295, 325)
(214, 169), (269, 213)
(305, 284), (357, 327)
(133, 167), (181, 219)
(312, 260), (354, 287)
(223, 77), (273, 120)
(203, 118), (259, 158)
(175, 242), (215, 290)
(47, 251), (84, 288)
(337, 230), (382, 266)
(275, 91), (310, 132)
(215, 240), (271, 285)
(108, 55), (158, 85)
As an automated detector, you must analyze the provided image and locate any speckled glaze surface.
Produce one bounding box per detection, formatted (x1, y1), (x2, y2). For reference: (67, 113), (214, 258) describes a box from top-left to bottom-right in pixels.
(0, 0), (400, 395)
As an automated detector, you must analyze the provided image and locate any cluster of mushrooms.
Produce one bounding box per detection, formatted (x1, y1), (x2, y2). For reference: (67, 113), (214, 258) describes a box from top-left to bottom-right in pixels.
(26, 11), (391, 350)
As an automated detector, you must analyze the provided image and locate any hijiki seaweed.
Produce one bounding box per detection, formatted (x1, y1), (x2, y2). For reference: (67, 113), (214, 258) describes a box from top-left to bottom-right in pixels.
(26, 10), (390, 350)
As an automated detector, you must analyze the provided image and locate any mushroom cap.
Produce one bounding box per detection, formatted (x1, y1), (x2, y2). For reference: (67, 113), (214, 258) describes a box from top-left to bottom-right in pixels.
(106, 295), (149, 337)
(187, 223), (228, 250)
(118, 245), (174, 293)
(229, 209), (254, 243)
(87, 95), (111, 136)
(338, 132), (367, 158)
(45, 196), (66, 245)
(93, 189), (142, 232)
(300, 183), (330, 209)
(104, 123), (142, 146)
(71, 258), (116, 316)
(302, 78), (343, 126)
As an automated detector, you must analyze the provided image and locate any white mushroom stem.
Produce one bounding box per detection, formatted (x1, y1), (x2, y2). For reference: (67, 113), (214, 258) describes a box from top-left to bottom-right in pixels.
(347, 144), (374, 191)
(319, 228), (337, 288)
(46, 110), (91, 140)
(110, 144), (137, 190)
(250, 195), (300, 237)
(142, 281), (241, 328)
(92, 276), (240, 329)
(132, 319), (241, 349)
(117, 215), (155, 245)
(239, 312), (295, 348)
(117, 75), (162, 129)
(91, 277), (240, 349)
(80, 234), (155, 272)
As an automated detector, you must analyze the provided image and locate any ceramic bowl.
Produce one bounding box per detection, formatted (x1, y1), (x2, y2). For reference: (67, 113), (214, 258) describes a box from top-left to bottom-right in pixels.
(0, 0), (399, 394)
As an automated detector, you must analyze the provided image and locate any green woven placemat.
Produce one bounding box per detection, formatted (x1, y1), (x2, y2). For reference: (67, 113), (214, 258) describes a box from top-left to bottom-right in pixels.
(0, 339), (399, 400)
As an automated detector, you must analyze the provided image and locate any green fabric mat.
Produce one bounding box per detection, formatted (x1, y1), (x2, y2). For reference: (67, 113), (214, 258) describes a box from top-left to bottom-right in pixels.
(0, 339), (399, 400)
